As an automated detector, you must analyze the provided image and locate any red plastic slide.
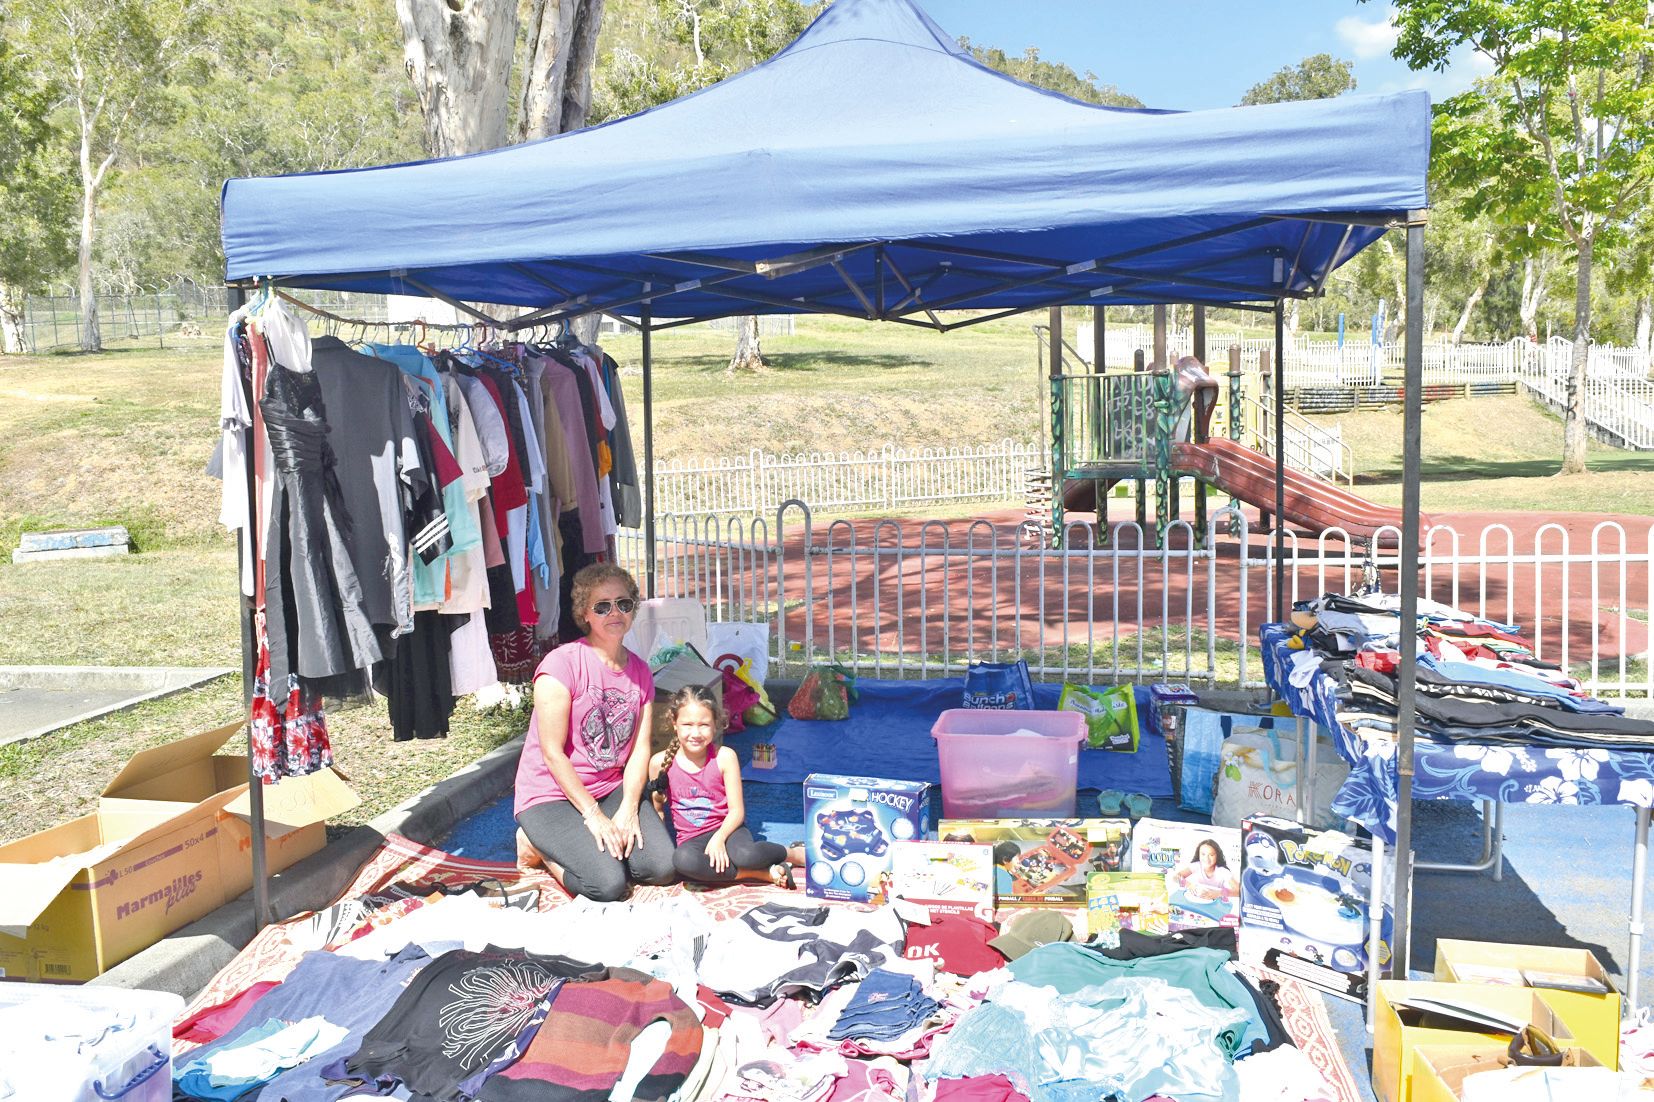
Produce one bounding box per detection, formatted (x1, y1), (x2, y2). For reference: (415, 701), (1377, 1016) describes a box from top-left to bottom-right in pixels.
(1172, 438), (1425, 540)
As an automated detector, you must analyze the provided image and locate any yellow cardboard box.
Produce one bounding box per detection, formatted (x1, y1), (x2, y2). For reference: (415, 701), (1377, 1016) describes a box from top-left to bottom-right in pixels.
(1432, 938), (1619, 1069)
(0, 723), (357, 982)
(1409, 1043), (1603, 1102)
(1373, 981), (1577, 1102)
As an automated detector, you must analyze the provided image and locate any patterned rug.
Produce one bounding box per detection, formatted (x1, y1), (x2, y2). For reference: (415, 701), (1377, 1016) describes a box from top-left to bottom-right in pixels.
(180, 835), (1365, 1101)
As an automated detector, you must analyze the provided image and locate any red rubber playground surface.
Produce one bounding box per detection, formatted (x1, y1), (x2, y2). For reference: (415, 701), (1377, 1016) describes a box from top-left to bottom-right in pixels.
(746, 506), (1652, 673)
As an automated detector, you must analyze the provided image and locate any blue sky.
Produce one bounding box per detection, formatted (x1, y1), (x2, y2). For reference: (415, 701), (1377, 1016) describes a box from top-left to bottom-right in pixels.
(919, 1), (1492, 110)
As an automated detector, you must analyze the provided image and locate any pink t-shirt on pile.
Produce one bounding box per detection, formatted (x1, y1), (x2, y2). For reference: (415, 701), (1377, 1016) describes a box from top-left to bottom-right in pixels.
(515, 638), (654, 816)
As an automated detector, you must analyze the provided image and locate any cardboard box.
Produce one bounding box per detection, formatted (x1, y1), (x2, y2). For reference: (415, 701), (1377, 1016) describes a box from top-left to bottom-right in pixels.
(804, 775), (929, 903)
(1373, 981), (1577, 1102)
(0, 723), (358, 982)
(1130, 818), (1242, 929)
(883, 841), (994, 919)
(1432, 939), (1619, 1069)
(1409, 1043), (1603, 1102)
(1240, 816), (1390, 999)
(939, 818), (1130, 906)
(1086, 871), (1170, 939)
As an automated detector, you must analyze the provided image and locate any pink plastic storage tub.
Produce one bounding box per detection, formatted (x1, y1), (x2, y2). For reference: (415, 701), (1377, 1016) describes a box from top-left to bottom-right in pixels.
(930, 709), (1086, 818)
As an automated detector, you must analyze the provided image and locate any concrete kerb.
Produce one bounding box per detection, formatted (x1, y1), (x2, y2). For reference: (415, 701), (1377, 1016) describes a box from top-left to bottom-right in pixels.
(91, 733), (527, 998)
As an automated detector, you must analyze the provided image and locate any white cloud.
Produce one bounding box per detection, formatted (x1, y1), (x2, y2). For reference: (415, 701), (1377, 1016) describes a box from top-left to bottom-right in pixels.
(1335, 6), (1399, 61)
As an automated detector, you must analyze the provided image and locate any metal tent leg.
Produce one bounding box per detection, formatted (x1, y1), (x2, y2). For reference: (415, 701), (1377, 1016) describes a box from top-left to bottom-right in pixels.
(1632, 804), (1649, 1012)
(1416, 800), (1504, 879)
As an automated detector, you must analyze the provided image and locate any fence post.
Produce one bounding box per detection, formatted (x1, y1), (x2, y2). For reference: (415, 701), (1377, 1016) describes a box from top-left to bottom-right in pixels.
(884, 444), (896, 510)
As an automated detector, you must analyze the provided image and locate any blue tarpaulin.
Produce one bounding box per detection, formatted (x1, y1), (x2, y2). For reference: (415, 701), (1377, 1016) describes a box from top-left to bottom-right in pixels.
(219, 0), (1429, 320)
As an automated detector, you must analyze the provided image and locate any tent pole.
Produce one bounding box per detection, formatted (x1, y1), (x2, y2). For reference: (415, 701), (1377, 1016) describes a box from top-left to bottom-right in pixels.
(641, 306), (657, 598)
(1391, 215), (1427, 979)
(227, 283), (270, 932)
(1273, 300), (1286, 624)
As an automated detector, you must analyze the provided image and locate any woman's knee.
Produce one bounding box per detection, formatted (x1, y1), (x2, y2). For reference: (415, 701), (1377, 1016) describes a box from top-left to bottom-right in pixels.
(632, 846), (678, 886)
(569, 863), (632, 902)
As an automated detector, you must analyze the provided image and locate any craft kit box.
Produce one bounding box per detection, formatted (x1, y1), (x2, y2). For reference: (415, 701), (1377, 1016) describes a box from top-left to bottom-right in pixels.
(1239, 816), (1391, 1001)
(0, 722), (358, 982)
(883, 841), (994, 920)
(1373, 981), (1577, 1102)
(1085, 871), (1170, 940)
(804, 774), (930, 903)
(1431, 939), (1619, 1068)
(939, 818), (1130, 906)
(1129, 818), (1242, 930)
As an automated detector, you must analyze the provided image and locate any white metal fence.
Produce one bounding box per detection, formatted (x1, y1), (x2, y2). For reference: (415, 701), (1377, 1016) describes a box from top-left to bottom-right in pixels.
(1092, 323), (1654, 450)
(619, 503), (1654, 699)
(648, 439), (1042, 517)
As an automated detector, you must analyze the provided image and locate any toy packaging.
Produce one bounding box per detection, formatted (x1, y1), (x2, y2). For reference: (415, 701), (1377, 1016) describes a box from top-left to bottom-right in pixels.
(1129, 818), (1242, 930)
(1086, 872), (1171, 941)
(804, 774), (930, 903)
(1057, 684), (1139, 751)
(1239, 815), (1393, 1001)
(938, 818), (1130, 906)
(882, 841), (995, 920)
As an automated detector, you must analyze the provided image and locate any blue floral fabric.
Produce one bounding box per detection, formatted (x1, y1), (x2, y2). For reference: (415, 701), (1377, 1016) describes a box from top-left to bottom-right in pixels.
(1259, 624), (1654, 844)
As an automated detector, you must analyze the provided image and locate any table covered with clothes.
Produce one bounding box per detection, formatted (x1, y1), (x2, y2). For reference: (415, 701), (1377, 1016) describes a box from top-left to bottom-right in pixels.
(164, 843), (1345, 1102)
(1261, 593), (1654, 844)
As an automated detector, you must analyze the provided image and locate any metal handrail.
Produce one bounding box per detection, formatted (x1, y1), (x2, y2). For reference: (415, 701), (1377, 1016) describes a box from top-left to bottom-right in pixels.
(1236, 393), (1355, 484)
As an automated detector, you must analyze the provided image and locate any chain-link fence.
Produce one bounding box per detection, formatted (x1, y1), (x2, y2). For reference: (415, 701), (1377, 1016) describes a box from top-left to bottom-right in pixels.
(13, 281), (399, 353)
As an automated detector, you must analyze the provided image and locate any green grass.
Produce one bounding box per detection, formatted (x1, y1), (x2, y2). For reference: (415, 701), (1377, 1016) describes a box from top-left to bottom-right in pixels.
(1311, 394), (1654, 516)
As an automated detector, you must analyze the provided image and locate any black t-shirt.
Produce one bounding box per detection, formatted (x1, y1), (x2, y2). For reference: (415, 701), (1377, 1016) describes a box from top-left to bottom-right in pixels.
(337, 947), (598, 1102)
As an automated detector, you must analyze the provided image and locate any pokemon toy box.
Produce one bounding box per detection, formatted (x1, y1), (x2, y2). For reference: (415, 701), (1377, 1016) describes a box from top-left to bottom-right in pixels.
(804, 774), (930, 903)
(1240, 815), (1393, 1000)
(938, 818), (1130, 906)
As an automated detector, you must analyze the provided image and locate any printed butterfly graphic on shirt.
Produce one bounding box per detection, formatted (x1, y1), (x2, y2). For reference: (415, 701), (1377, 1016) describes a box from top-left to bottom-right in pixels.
(579, 686), (643, 768)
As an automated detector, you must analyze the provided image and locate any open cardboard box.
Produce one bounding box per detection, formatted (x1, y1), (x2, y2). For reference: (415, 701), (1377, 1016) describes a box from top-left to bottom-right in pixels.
(1373, 981), (1579, 1102)
(1432, 938), (1619, 1069)
(0, 722), (357, 981)
(1409, 1043), (1604, 1102)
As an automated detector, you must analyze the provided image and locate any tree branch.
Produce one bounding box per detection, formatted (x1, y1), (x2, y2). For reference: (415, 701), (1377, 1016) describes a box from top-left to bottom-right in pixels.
(1510, 78), (1583, 246)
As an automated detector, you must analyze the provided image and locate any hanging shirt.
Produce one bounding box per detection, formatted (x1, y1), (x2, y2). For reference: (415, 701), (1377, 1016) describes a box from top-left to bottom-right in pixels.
(218, 310), (255, 597)
(311, 336), (425, 637)
(542, 362), (608, 555)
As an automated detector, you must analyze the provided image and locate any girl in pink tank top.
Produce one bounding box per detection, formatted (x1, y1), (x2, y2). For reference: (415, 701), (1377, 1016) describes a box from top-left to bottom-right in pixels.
(648, 686), (804, 887)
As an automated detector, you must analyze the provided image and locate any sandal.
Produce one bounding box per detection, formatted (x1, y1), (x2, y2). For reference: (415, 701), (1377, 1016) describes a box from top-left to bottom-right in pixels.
(770, 862), (797, 890)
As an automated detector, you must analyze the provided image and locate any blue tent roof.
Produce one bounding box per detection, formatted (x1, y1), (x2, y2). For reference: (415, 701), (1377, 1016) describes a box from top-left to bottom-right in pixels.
(220, 0), (1429, 324)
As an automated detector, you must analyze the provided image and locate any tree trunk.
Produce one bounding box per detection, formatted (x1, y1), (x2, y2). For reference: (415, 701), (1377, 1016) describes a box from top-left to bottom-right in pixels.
(1451, 276), (1487, 344)
(1559, 236), (1593, 475)
(77, 187), (100, 352)
(1286, 300), (1300, 334)
(1636, 294), (1652, 374)
(572, 313), (601, 345)
(515, 0), (606, 142)
(0, 282), (27, 354)
(395, 0), (519, 157)
(1519, 249), (1551, 343)
(728, 315), (765, 373)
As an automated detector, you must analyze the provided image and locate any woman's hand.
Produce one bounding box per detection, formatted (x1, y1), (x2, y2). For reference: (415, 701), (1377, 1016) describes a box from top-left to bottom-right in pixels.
(706, 836), (731, 874)
(584, 809), (626, 858)
(610, 803), (644, 858)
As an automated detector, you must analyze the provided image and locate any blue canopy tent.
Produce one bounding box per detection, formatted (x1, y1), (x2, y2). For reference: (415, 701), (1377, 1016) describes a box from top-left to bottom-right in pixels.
(221, 0), (1435, 976)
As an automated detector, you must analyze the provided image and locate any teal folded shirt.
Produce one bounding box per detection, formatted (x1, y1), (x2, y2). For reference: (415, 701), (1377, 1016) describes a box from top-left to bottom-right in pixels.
(1007, 942), (1267, 1056)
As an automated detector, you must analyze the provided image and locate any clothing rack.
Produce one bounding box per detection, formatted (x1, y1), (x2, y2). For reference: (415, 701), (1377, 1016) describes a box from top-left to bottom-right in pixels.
(226, 285), (643, 930)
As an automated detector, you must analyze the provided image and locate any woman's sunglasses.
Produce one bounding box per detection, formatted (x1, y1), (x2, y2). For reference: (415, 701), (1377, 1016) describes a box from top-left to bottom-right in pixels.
(590, 598), (638, 616)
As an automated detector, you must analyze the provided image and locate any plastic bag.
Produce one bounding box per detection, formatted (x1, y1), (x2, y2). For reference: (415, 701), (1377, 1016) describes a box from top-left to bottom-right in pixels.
(707, 621), (771, 686)
(788, 664), (858, 721)
(1059, 683), (1140, 751)
(720, 667), (761, 734)
(962, 660), (1034, 709)
(1210, 726), (1348, 830)
(731, 659), (777, 727)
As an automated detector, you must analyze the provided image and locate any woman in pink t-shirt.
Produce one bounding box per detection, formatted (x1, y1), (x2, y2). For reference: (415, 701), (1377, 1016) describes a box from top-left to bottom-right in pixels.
(514, 563), (674, 900)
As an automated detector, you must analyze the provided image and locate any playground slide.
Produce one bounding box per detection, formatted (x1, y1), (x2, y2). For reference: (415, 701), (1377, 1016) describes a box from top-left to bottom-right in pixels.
(1171, 438), (1426, 540)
